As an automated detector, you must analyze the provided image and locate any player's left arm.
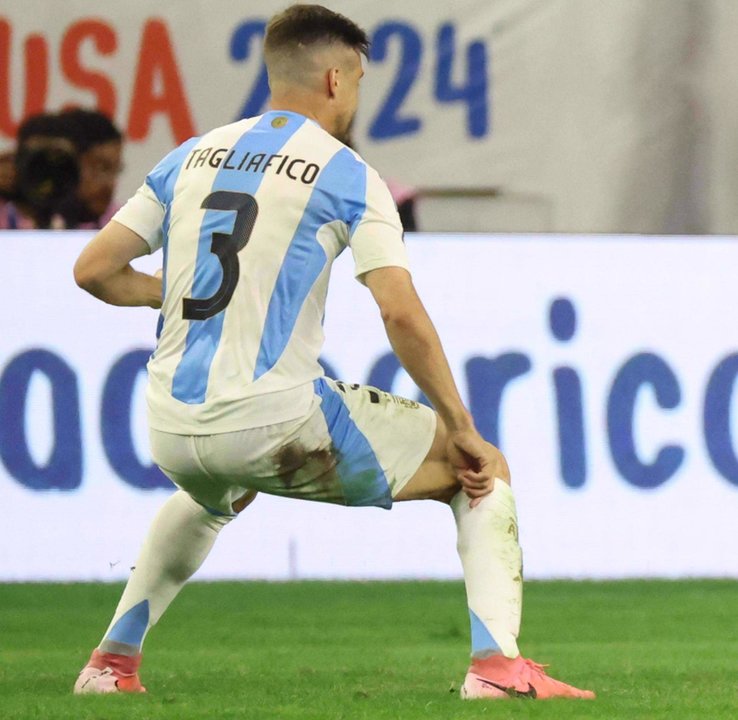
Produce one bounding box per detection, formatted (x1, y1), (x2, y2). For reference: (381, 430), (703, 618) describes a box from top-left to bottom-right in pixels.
(73, 220), (162, 308)
(365, 266), (507, 503)
(350, 165), (505, 501)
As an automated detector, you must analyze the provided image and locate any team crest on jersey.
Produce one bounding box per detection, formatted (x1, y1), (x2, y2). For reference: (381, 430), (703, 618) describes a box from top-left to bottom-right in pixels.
(271, 116), (289, 128)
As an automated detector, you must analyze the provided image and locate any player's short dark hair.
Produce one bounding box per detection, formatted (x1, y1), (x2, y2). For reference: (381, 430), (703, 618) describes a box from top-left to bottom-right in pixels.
(264, 4), (370, 60)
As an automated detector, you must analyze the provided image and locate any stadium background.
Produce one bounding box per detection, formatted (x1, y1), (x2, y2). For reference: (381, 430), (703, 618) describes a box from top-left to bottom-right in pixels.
(2, 0), (737, 582)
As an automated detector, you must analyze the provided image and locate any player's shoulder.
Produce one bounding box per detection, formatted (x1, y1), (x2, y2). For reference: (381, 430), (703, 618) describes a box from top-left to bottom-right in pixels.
(286, 123), (386, 191)
(294, 120), (352, 155)
(337, 146), (388, 193)
(144, 134), (200, 202)
(198, 116), (262, 144)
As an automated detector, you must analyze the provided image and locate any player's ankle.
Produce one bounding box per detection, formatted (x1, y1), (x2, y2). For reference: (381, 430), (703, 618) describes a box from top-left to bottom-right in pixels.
(88, 648), (142, 677)
(470, 653), (520, 674)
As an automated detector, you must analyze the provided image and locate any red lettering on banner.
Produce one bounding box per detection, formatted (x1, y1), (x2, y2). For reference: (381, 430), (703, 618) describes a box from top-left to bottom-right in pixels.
(0, 20), (48, 136)
(127, 19), (195, 143)
(60, 20), (117, 118)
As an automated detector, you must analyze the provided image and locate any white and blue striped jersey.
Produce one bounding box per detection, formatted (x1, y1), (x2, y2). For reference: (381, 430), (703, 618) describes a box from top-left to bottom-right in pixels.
(113, 111), (409, 434)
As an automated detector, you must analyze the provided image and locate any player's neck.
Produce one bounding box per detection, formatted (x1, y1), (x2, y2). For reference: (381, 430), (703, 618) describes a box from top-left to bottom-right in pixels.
(269, 96), (328, 132)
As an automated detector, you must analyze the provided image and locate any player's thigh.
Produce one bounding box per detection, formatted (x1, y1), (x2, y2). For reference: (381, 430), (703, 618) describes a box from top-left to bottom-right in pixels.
(149, 430), (237, 515)
(151, 423), (299, 515)
(392, 413), (460, 503)
(300, 378), (438, 507)
(151, 379), (439, 510)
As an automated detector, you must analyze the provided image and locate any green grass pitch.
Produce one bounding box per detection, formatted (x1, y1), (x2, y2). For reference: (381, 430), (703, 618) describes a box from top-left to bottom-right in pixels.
(1, 580), (736, 719)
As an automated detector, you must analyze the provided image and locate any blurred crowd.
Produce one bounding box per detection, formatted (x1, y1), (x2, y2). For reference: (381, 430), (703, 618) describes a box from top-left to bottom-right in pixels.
(0, 109), (421, 233)
(0, 109), (123, 230)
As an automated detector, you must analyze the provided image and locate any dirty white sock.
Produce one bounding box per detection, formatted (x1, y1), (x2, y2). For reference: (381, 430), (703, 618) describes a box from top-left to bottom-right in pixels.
(451, 481), (523, 659)
(99, 490), (231, 655)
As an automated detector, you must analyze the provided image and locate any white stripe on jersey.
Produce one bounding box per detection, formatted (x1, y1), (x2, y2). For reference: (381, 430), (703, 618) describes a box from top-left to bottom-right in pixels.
(113, 111), (408, 434)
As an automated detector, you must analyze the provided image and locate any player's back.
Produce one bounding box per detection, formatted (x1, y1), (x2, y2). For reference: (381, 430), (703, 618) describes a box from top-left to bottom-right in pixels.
(140, 111), (372, 434)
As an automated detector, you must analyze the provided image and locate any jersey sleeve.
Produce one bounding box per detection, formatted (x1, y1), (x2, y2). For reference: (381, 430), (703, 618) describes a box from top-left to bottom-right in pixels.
(112, 136), (200, 253)
(111, 183), (165, 252)
(349, 165), (410, 283)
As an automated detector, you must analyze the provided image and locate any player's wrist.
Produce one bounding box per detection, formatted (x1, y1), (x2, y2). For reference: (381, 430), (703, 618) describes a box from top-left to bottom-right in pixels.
(442, 409), (474, 433)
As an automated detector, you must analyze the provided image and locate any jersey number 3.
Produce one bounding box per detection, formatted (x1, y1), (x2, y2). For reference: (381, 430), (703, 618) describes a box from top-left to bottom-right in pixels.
(182, 191), (259, 321)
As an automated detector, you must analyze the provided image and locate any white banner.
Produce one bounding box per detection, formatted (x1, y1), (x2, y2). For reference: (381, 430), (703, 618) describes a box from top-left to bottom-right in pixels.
(2, 232), (737, 580)
(1, 1), (730, 233)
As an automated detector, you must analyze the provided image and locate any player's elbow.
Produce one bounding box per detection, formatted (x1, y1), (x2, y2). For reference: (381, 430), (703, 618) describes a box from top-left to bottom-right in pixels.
(73, 257), (96, 293)
(378, 303), (410, 328)
(380, 305), (423, 337)
(73, 254), (108, 297)
(375, 290), (420, 329)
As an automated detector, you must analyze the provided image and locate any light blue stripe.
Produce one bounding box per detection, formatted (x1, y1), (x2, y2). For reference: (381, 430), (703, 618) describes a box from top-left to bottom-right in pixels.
(469, 608), (503, 658)
(313, 378), (392, 508)
(253, 147), (367, 380)
(152, 205), (172, 347)
(145, 137), (200, 205)
(171, 113), (306, 404)
(105, 600), (150, 649)
(147, 139), (199, 352)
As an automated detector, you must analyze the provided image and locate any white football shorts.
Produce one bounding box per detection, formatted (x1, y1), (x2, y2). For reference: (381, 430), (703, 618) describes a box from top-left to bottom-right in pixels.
(149, 377), (437, 516)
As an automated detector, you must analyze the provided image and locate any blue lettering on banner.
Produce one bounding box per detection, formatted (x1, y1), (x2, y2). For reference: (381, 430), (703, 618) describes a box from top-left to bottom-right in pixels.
(369, 22), (424, 139)
(0, 349), (82, 490)
(101, 350), (173, 490)
(703, 354), (738, 486)
(466, 354), (532, 448)
(366, 351), (430, 406)
(367, 351), (402, 391)
(550, 298), (587, 488)
(5, 300), (738, 494)
(230, 19), (270, 119)
(607, 353), (685, 489)
(554, 367), (586, 488)
(229, 19), (491, 141)
(318, 356), (339, 381)
(434, 23), (489, 138)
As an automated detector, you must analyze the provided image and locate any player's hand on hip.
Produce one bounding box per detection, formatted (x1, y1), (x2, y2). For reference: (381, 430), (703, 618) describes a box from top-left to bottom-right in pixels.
(447, 430), (509, 507)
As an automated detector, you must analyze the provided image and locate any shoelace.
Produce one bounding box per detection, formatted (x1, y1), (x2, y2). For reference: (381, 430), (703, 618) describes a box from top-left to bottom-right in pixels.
(522, 658), (550, 675)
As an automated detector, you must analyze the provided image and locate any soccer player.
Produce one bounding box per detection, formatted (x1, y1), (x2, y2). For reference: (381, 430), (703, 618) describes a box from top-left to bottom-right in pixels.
(72, 4), (594, 701)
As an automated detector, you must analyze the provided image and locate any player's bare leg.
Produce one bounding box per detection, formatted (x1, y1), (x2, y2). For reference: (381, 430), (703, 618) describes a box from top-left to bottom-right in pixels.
(74, 489), (257, 694)
(395, 416), (594, 700)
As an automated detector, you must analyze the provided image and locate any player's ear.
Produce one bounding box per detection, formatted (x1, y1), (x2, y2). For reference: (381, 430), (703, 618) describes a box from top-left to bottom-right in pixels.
(327, 67), (340, 98)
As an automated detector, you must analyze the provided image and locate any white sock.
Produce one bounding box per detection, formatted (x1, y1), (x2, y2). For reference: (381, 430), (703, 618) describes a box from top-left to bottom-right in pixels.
(99, 490), (231, 655)
(451, 481), (523, 659)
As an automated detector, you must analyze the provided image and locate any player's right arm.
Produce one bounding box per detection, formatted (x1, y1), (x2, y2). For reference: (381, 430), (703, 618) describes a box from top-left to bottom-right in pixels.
(364, 265), (508, 500)
(74, 136), (196, 309)
(74, 220), (162, 308)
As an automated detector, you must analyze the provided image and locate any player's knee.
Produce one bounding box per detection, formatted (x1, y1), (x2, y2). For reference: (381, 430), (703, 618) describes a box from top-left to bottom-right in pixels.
(437, 482), (461, 504)
(232, 489), (258, 514)
(489, 443), (511, 485)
